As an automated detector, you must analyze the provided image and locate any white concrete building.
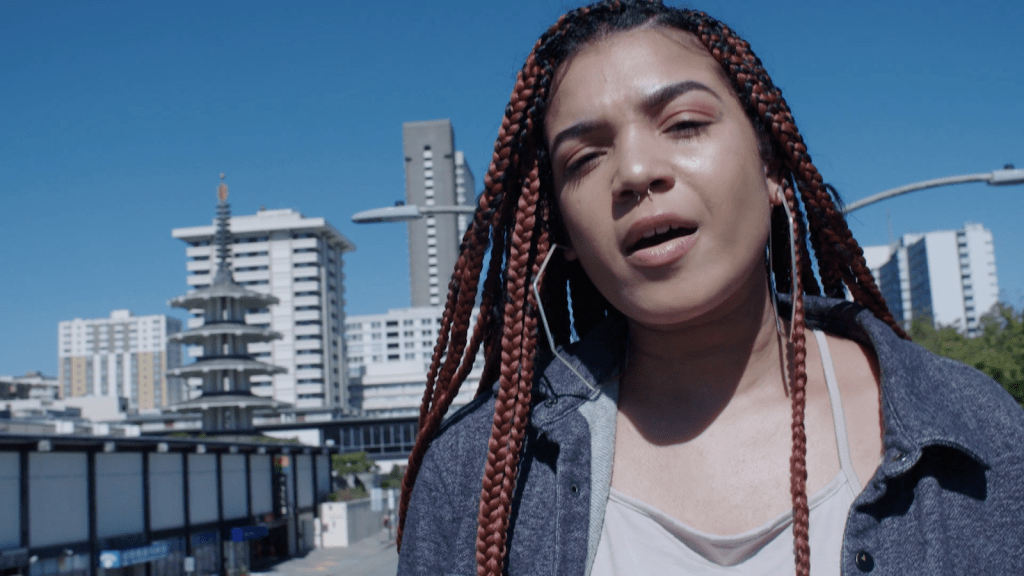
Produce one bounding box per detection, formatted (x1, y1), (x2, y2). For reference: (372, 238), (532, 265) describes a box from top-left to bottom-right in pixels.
(862, 222), (999, 335)
(345, 306), (479, 417)
(172, 208), (356, 410)
(58, 310), (183, 410)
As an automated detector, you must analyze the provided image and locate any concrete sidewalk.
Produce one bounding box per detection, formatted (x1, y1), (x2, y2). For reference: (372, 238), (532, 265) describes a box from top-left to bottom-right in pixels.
(253, 533), (398, 576)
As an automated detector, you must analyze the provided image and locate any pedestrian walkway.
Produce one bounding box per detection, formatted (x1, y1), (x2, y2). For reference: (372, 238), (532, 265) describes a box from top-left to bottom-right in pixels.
(253, 533), (398, 576)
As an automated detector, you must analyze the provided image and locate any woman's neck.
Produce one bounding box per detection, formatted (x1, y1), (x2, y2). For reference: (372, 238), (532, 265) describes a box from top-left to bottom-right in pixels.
(619, 282), (789, 444)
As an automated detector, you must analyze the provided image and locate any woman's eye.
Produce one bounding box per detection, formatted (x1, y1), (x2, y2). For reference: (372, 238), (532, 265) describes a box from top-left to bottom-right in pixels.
(667, 120), (709, 137)
(564, 151), (601, 177)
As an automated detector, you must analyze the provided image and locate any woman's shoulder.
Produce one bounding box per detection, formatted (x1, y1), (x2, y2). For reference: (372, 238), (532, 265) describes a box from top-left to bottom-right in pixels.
(427, 389), (496, 460)
(805, 295), (1024, 458)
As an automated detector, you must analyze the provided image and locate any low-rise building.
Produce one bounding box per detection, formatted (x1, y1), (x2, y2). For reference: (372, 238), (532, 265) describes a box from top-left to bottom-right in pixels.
(345, 307), (479, 417)
(58, 311), (184, 410)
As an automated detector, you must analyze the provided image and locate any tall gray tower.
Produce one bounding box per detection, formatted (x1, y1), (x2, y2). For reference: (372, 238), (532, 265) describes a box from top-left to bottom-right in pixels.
(402, 119), (474, 307)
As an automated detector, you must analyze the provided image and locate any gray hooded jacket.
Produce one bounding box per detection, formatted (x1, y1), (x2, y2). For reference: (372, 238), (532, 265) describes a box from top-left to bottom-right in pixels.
(398, 296), (1024, 575)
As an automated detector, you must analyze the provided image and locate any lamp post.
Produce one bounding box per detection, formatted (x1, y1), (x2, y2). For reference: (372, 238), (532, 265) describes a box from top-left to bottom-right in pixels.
(351, 203), (476, 223)
(843, 166), (1024, 215)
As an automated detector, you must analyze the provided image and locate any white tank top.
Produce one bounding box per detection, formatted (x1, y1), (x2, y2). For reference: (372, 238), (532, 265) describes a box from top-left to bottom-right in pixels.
(592, 330), (861, 575)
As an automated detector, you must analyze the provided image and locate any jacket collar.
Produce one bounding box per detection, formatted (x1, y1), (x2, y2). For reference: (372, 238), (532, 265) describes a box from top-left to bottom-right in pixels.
(531, 312), (628, 429)
(532, 294), (992, 470)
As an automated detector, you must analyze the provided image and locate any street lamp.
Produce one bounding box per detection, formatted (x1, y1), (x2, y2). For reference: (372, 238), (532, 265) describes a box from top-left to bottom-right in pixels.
(843, 166), (1024, 215)
(352, 204), (477, 223)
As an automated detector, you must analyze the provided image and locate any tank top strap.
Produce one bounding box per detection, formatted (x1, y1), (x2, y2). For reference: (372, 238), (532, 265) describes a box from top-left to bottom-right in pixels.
(811, 329), (861, 490)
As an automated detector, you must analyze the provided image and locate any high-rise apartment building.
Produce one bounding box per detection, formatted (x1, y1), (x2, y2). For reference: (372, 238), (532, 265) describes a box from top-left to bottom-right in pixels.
(172, 208), (356, 409)
(344, 307), (479, 417)
(402, 119), (475, 306)
(58, 310), (183, 410)
(863, 222), (999, 335)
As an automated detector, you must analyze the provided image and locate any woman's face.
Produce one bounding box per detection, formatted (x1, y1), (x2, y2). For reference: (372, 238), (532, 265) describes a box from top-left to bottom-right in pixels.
(545, 26), (781, 329)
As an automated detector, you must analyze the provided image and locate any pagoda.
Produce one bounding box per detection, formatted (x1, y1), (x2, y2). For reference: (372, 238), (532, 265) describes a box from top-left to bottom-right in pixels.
(166, 176), (287, 431)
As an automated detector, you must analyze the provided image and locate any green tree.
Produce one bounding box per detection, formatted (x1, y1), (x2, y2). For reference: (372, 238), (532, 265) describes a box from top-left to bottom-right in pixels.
(910, 304), (1024, 407)
(332, 451), (377, 475)
(381, 465), (406, 489)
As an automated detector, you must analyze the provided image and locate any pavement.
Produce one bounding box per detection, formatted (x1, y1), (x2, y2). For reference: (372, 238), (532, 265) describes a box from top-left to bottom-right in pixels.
(253, 532), (398, 576)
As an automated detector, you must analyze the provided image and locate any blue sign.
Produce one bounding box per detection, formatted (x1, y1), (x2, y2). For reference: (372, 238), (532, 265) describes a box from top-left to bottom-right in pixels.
(98, 542), (170, 569)
(230, 526), (269, 542)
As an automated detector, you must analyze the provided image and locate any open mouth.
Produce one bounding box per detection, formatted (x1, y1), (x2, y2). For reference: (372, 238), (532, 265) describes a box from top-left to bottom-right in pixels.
(627, 224), (697, 255)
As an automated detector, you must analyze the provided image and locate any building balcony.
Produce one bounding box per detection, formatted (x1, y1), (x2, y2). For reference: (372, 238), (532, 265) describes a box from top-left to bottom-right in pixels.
(245, 312), (272, 325)
(294, 325), (322, 336)
(186, 245), (213, 258)
(292, 252), (320, 264)
(293, 267), (320, 279)
(296, 383), (324, 395)
(186, 260), (212, 272)
(292, 237), (318, 250)
(235, 270), (270, 283)
(294, 310), (321, 322)
(293, 280), (320, 292)
(294, 295), (321, 308)
(295, 368), (324, 379)
(294, 339), (322, 351)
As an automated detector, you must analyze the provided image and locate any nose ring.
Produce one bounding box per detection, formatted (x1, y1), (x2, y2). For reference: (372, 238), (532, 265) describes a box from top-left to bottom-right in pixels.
(634, 187), (654, 203)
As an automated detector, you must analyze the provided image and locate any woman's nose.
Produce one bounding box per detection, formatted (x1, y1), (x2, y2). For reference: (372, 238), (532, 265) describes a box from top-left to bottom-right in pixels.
(612, 131), (675, 204)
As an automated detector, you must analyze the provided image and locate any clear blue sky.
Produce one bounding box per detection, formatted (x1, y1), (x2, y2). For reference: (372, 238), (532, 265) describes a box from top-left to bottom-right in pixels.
(2, 0), (1022, 377)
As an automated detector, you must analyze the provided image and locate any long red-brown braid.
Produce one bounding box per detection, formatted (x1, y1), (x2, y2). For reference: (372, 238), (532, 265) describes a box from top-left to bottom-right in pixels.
(398, 5), (601, 562)
(398, 3), (910, 576)
(396, 47), (538, 549)
(477, 157), (547, 574)
(782, 182), (812, 576)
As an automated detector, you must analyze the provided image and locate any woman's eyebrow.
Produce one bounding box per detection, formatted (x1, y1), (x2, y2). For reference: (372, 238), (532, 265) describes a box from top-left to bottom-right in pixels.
(549, 119), (607, 156)
(641, 80), (721, 116)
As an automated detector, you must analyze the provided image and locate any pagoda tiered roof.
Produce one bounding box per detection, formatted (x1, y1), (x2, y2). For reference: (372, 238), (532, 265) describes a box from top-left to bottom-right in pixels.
(169, 323), (282, 345)
(167, 357), (287, 378)
(168, 283), (278, 310)
(167, 391), (286, 412)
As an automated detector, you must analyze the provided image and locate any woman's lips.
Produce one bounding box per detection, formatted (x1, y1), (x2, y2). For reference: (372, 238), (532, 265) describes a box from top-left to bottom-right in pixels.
(625, 228), (698, 268)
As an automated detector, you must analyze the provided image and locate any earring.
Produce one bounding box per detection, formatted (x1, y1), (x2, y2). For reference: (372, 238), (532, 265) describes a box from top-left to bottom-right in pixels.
(779, 189), (798, 342)
(767, 240), (783, 339)
(532, 245), (598, 394)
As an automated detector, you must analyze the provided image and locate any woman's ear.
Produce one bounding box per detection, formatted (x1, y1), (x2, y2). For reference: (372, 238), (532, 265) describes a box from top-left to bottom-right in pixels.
(564, 245), (578, 261)
(765, 167), (784, 207)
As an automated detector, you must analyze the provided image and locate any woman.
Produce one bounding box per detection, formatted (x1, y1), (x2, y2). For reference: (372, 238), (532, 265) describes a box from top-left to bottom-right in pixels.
(396, 2), (1024, 575)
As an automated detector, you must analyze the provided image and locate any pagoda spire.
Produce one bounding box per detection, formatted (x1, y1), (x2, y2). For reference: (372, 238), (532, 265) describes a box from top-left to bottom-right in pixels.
(166, 177), (288, 432)
(213, 173), (234, 286)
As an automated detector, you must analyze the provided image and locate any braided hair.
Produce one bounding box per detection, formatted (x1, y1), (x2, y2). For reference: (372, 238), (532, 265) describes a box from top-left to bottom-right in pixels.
(398, 2), (906, 575)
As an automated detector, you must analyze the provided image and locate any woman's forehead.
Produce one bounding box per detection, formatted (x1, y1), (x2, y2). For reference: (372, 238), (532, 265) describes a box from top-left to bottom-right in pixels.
(545, 26), (729, 133)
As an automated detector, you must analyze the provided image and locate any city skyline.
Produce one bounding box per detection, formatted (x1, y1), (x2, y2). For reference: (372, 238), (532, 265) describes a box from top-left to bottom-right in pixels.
(3, 0), (1023, 376)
